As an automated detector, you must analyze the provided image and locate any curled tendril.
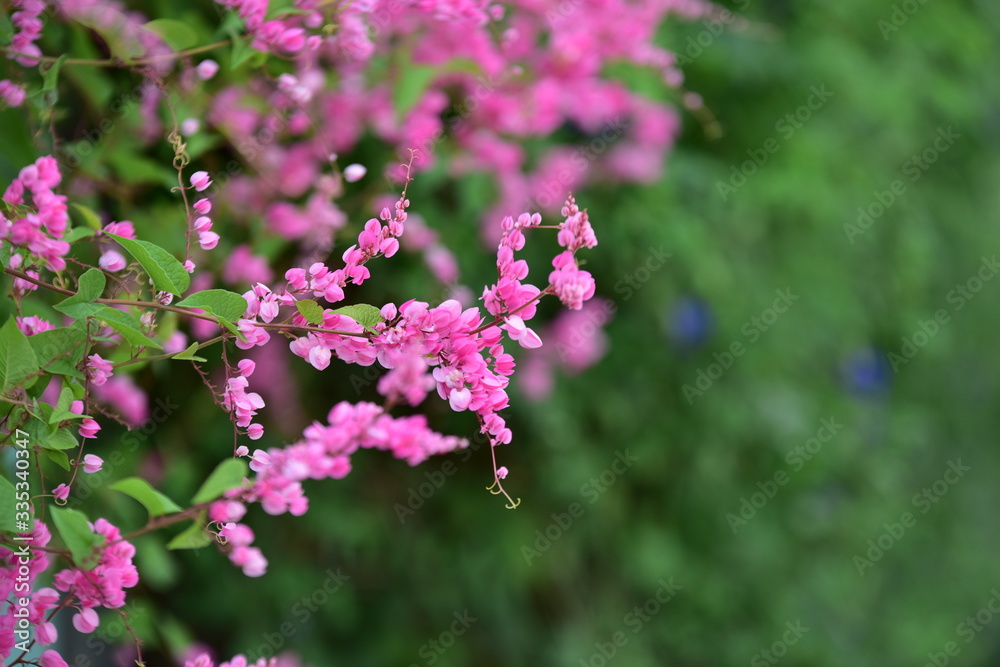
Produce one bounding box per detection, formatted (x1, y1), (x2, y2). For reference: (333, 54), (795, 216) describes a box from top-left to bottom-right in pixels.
(486, 478), (521, 509)
(168, 129), (190, 170)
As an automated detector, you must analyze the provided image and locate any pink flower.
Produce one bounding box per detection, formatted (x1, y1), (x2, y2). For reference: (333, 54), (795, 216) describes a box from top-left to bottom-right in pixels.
(36, 620), (58, 645)
(502, 315), (543, 349)
(198, 231), (220, 250)
(190, 171), (212, 191)
(82, 454), (103, 473)
(86, 354), (114, 386)
(497, 466), (509, 479)
(247, 424), (264, 440)
(196, 59), (219, 80)
(343, 163), (367, 183)
(103, 221), (136, 239)
(0, 79), (27, 107)
(193, 198), (212, 215)
(53, 484), (70, 501)
(78, 419), (101, 440)
(72, 607), (100, 633)
(39, 650), (68, 667)
(98, 250), (127, 272)
(181, 118), (200, 136)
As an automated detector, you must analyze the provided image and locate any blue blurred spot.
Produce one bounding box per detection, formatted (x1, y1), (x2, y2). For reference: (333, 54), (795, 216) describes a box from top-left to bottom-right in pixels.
(667, 296), (714, 347)
(840, 347), (891, 395)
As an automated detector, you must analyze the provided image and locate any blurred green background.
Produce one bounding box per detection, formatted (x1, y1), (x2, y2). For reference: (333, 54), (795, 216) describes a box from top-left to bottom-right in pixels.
(17, 0), (1000, 665)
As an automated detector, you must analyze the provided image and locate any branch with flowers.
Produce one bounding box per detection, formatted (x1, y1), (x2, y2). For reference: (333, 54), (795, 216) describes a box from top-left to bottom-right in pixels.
(0, 0), (701, 663)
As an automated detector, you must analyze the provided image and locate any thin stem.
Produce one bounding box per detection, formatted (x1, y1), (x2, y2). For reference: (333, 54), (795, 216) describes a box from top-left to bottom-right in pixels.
(113, 335), (225, 368)
(0, 40), (231, 68)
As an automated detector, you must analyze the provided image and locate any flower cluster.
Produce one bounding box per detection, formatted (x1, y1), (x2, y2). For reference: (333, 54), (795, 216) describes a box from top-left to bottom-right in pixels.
(208, 400), (467, 576)
(7, 0), (46, 65)
(215, 0), (323, 55)
(0, 519), (137, 665)
(2, 155), (69, 272)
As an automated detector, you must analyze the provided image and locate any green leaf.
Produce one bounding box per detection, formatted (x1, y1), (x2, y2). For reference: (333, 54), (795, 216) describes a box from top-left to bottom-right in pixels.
(332, 304), (384, 333)
(72, 15), (144, 63)
(0, 475), (17, 533)
(70, 203), (104, 230)
(0, 317), (39, 392)
(295, 300), (325, 325)
(28, 327), (88, 378)
(64, 226), (96, 243)
(49, 507), (106, 571)
(110, 477), (183, 517)
(44, 449), (71, 471)
(55, 268), (106, 310)
(213, 315), (246, 342)
(29, 54), (67, 109)
(43, 427), (78, 451)
(93, 306), (163, 350)
(393, 63), (440, 121)
(143, 19), (197, 50)
(172, 342), (207, 362)
(48, 385), (84, 423)
(166, 512), (213, 550)
(191, 458), (248, 505)
(176, 289), (249, 322)
(105, 233), (190, 296)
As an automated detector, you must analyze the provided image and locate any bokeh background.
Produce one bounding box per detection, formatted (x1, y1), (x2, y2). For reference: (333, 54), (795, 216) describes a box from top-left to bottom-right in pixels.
(7, 0), (1000, 665)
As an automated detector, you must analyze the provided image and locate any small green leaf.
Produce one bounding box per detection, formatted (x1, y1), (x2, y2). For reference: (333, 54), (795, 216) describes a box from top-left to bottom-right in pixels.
(43, 427), (78, 451)
(28, 327), (88, 378)
(176, 289), (249, 322)
(166, 514), (214, 550)
(331, 304), (384, 333)
(0, 475), (17, 533)
(70, 203), (103, 230)
(110, 477), (183, 517)
(50, 507), (106, 571)
(213, 315), (246, 342)
(44, 449), (71, 471)
(191, 459), (248, 505)
(64, 226), (96, 243)
(55, 268), (106, 310)
(143, 19), (197, 50)
(93, 306), (163, 350)
(0, 317), (39, 392)
(295, 300), (325, 325)
(172, 342), (207, 362)
(49, 385), (84, 423)
(392, 63), (440, 121)
(29, 54), (67, 109)
(106, 233), (190, 296)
